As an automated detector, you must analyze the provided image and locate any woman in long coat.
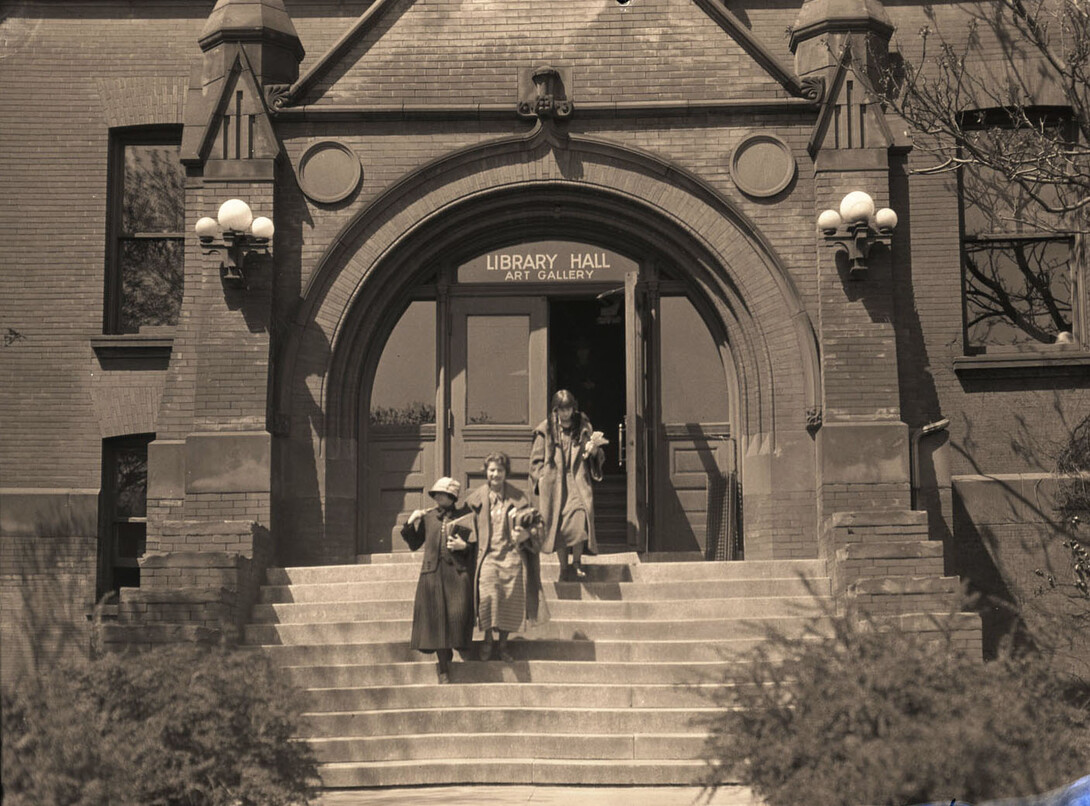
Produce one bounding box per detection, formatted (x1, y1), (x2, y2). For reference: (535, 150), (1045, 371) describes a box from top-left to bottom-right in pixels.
(400, 476), (477, 683)
(529, 390), (605, 581)
(467, 452), (549, 661)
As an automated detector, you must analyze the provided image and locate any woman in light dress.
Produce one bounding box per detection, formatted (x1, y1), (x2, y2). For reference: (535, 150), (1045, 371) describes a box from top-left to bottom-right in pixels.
(467, 452), (549, 661)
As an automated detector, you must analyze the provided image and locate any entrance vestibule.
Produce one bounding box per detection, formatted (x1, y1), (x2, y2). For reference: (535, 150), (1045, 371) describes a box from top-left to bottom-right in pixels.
(362, 241), (740, 559)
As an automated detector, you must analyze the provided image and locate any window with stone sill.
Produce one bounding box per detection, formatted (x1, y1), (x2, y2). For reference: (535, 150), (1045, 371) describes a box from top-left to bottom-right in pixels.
(958, 109), (1086, 355)
(104, 127), (185, 335)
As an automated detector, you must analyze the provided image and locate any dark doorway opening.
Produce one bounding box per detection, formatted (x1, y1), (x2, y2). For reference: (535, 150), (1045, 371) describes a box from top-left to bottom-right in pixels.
(548, 297), (627, 547)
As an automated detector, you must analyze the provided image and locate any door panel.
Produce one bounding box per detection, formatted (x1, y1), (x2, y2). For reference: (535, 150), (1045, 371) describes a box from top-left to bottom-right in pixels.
(624, 272), (651, 551)
(652, 293), (737, 557)
(366, 426), (437, 553)
(451, 298), (547, 494)
(655, 425), (737, 557)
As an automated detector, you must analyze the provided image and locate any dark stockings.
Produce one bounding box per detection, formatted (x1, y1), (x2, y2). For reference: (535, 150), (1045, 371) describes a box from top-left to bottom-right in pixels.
(436, 648), (453, 681)
(557, 543), (585, 578)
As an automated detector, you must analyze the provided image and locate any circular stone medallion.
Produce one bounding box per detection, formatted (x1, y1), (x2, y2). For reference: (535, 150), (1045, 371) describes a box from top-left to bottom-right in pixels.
(730, 135), (796, 198)
(297, 141), (362, 204)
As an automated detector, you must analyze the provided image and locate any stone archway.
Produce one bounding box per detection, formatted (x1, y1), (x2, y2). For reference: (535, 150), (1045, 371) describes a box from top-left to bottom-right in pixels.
(275, 125), (820, 565)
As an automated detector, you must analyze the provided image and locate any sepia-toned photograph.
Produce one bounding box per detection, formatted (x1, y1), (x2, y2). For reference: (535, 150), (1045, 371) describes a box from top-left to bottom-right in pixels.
(1, 0), (1088, 804)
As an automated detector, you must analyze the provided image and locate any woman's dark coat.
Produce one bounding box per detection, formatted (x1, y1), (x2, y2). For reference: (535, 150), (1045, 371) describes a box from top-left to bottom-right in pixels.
(529, 413), (605, 554)
(400, 504), (477, 652)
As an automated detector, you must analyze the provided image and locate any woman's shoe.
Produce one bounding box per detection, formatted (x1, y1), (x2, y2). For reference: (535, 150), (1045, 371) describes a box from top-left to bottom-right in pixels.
(498, 643), (514, 663)
(437, 671), (451, 684)
(572, 562), (587, 579)
(479, 639), (493, 661)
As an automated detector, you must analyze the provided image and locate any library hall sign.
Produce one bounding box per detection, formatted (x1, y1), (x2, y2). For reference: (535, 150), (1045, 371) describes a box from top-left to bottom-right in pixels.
(458, 241), (636, 284)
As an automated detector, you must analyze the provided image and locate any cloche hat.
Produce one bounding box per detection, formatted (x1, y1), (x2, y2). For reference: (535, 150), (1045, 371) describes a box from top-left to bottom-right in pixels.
(427, 477), (461, 499)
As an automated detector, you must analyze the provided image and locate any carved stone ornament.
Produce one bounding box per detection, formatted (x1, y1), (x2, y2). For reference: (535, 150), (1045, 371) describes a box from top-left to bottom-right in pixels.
(265, 83), (291, 109)
(517, 65), (573, 120)
(806, 406), (823, 430)
(801, 76), (825, 103)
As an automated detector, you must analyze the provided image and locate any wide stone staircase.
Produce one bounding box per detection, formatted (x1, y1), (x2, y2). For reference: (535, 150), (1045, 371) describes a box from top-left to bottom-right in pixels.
(245, 553), (832, 788)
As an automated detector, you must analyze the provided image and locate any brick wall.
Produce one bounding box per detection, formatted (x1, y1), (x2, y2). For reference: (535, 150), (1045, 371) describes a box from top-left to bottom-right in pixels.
(0, 0), (1082, 664)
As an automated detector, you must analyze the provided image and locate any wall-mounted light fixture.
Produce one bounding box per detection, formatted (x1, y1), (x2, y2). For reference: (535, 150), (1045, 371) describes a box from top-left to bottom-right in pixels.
(194, 199), (274, 288)
(817, 191), (897, 277)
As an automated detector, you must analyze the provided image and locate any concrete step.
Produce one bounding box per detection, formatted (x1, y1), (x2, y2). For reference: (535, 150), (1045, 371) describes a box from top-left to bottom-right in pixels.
(354, 551), (640, 565)
(301, 706), (726, 738)
(268, 560), (635, 585)
(279, 659), (744, 687)
(258, 575), (831, 604)
(309, 731), (706, 764)
(251, 635), (812, 665)
(252, 551), (832, 788)
(302, 682), (726, 712)
(267, 557), (822, 585)
(630, 560), (825, 581)
(244, 614), (828, 645)
(251, 592), (829, 623)
(317, 758), (707, 787)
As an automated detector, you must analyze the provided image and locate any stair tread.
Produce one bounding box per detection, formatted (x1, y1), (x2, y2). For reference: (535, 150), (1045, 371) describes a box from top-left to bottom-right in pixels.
(319, 758), (706, 768)
(255, 554), (834, 785)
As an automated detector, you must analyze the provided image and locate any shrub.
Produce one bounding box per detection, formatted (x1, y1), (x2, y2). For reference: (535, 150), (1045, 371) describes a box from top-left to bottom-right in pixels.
(1055, 412), (1090, 516)
(1, 644), (318, 806)
(701, 609), (1090, 806)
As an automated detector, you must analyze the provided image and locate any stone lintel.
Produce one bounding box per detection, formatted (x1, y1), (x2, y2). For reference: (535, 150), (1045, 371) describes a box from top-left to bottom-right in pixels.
(140, 551), (244, 569)
(186, 431), (271, 494)
(825, 509), (927, 528)
(149, 440), (186, 500)
(820, 421), (910, 486)
(848, 575), (960, 595)
(837, 540), (944, 560)
(121, 587), (237, 604)
(814, 148), (890, 173)
(0, 488), (100, 538)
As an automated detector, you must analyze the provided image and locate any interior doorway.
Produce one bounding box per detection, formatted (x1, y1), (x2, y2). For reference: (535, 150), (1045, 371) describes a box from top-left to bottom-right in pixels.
(359, 243), (741, 559)
(548, 297), (628, 548)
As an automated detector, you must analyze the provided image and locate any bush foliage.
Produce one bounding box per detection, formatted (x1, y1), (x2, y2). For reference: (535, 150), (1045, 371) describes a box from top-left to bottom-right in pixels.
(701, 611), (1090, 806)
(1, 644), (318, 806)
(1056, 412), (1090, 515)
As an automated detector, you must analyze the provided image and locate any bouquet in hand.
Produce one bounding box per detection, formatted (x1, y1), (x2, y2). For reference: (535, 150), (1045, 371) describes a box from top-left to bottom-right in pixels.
(585, 430), (609, 456)
(511, 507), (544, 548)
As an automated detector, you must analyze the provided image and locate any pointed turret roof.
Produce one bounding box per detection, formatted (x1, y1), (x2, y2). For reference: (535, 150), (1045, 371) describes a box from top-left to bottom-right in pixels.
(790, 0), (893, 51)
(199, 0), (304, 60)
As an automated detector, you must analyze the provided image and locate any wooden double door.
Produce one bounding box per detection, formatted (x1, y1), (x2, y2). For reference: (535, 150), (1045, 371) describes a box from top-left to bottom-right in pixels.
(363, 276), (738, 557)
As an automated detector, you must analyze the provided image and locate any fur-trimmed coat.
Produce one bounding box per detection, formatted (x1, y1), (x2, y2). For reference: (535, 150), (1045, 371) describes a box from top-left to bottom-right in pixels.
(529, 413), (605, 554)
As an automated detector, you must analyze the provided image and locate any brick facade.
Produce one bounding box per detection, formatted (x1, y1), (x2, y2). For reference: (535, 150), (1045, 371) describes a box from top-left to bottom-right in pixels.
(1, 0), (1085, 682)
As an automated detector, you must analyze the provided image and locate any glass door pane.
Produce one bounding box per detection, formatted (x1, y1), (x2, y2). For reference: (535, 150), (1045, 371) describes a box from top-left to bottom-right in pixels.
(465, 316), (530, 424)
(451, 298), (547, 494)
(364, 300), (438, 554)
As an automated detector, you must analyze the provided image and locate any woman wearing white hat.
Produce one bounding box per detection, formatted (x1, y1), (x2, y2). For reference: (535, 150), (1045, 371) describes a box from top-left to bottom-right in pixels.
(401, 476), (477, 683)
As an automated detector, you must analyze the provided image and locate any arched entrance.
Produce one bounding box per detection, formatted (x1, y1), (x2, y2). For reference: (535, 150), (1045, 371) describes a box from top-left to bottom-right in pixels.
(276, 130), (820, 566)
(362, 237), (740, 557)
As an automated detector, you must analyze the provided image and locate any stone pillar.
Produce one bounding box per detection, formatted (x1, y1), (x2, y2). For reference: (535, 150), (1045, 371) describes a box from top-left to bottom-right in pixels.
(792, 0), (981, 648)
(115, 0), (303, 648)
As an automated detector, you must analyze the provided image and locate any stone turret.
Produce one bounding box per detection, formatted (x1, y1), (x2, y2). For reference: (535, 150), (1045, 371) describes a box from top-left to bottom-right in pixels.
(197, 0), (304, 89)
(790, 0), (893, 83)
